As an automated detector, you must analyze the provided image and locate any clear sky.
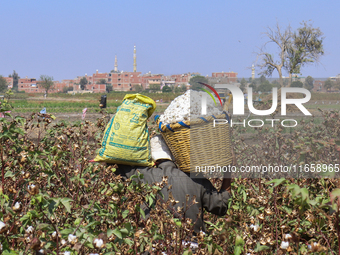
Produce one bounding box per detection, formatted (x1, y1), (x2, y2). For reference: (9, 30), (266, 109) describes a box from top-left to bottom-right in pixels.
(1, 0), (339, 81)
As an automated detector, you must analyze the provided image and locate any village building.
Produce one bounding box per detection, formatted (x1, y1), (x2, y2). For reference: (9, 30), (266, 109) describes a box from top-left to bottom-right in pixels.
(313, 80), (326, 92)
(3, 77), (14, 89)
(211, 71), (238, 83)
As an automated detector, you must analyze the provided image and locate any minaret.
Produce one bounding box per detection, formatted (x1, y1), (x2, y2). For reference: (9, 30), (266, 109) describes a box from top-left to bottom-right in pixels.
(251, 64), (255, 80)
(114, 55), (118, 72)
(133, 45), (137, 72)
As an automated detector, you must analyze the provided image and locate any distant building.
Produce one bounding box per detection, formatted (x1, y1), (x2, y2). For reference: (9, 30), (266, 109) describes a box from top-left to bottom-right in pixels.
(330, 74), (340, 82)
(211, 71), (238, 83)
(313, 80), (326, 92)
(142, 73), (162, 89)
(2, 77), (13, 89)
(292, 74), (305, 84)
(18, 77), (42, 93)
(108, 71), (143, 91)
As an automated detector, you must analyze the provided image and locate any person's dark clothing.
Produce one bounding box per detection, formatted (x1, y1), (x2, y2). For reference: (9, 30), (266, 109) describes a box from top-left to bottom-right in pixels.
(115, 161), (230, 233)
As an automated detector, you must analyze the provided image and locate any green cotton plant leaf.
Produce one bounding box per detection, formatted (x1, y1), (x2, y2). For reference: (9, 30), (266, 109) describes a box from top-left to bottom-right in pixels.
(120, 228), (129, 236)
(265, 178), (287, 187)
(74, 218), (82, 226)
(242, 190), (247, 202)
(281, 205), (292, 215)
(60, 198), (73, 213)
(287, 184), (301, 196)
(235, 235), (244, 246)
(107, 229), (114, 238)
(36, 223), (51, 230)
(48, 199), (58, 214)
(60, 228), (74, 235)
(234, 246), (242, 255)
(254, 242), (270, 252)
(174, 218), (182, 227)
(182, 251), (193, 255)
(124, 222), (133, 232)
(122, 210), (129, 219)
(36, 194), (44, 203)
(86, 221), (100, 229)
(136, 205), (145, 219)
(300, 188), (309, 201)
(124, 238), (134, 246)
(112, 228), (122, 239)
(4, 171), (14, 178)
(2, 250), (19, 255)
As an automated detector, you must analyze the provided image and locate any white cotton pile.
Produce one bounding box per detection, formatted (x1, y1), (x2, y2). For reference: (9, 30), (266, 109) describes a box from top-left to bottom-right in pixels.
(159, 90), (222, 125)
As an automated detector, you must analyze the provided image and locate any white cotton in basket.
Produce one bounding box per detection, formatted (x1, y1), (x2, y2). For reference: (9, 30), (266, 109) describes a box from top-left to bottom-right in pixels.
(159, 90), (222, 125)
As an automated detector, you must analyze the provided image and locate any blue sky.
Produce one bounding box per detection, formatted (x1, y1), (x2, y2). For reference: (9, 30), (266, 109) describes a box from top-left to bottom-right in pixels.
(1, 0), (339, 81)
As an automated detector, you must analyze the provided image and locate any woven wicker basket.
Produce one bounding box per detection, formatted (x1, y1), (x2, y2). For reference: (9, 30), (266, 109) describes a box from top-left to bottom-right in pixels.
(156, 113), (233, 172)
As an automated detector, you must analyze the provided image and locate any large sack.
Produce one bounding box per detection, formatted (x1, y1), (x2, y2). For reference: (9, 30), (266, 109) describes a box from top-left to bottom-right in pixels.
(94, 94), (156, 166)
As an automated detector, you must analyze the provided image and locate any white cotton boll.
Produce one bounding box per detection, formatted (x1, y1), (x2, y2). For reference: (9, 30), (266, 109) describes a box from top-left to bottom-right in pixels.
(13, 202), (21, 210)
(249, 224), (259, 232)
(94, 238), (104, 248)
(68, 234), (77, 243)
(182, 241), (198, 249)
(280, 241), (289, 249)
(26, 225), (34, 234)
(284, 233), (292, 239)
(63, 252), (71, 255)
(0, 221), (6, 231)
(60, 239), (66, 245)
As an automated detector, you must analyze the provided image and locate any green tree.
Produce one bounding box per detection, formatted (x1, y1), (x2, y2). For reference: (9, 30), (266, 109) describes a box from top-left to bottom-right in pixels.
(259, 75), (267, 84)
(257, 21), (324, 87)
(258, 81), (273, 92)
(38, 75), (54, 96)
(240, 78), (247, 92)
(180, 84), (187, 92)
(189, 75), (209, 90)
(162, 85), (172, 93)
(304, 76), (314, 91)
(149, 84), (160, 92)
(106, 84), (113, 93)
(324, 78), (333, 91)
(62, 86), (73, 93)
(174, 86), (181, 93)
(271, 80), (281, 88)
(133, 85), (143, 92)
(248, 80), (257, 92)
(284, 22), (324, 86)
(335, 80), (340, 91)
(8, 70), (20, 91)
(97, 78), (106, 84)
(290, 80), (304, 88)
(0, 76), (8, 92)
(80, 77), (88, 90)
